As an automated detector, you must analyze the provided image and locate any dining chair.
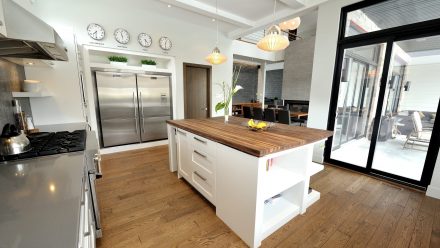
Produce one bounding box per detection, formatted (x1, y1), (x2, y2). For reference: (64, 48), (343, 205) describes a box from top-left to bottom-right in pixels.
(243, 106), (252, 119)
(264, 108), (276, 122)
(253, 107), (264, 120)
(278, 110), (291, 125)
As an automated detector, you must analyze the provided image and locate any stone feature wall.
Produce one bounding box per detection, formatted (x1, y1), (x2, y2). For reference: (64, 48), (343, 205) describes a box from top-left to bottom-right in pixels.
(282, 36), (316, 101)
(232, 64), (259, 103)
(265, 69), (283, 100)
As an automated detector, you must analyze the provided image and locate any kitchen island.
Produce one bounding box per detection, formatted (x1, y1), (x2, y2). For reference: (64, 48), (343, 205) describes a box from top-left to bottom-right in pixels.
(167, 117), (332, 248)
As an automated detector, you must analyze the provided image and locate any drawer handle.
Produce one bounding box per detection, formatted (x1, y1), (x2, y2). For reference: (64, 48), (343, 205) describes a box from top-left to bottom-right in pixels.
(194, 171), (207, 181)
(177, 130), (186, 135)
(194, 137), (207, 144)
(194, 150), (206, 158)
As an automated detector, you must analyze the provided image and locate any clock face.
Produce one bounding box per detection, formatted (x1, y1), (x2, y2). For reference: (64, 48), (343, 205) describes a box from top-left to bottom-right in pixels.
(87, 23), (105, 40)
(159, 36), (172, 50)
(138, 33), (152, 48)
(114, 28), (130, 44)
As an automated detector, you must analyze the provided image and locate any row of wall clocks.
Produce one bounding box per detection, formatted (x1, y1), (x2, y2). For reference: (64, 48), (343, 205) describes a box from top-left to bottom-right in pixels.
(86, 23), (172, 50)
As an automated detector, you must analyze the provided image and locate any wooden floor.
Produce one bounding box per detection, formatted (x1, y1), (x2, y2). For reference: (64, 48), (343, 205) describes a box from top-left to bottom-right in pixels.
(96, 145), (440, 248)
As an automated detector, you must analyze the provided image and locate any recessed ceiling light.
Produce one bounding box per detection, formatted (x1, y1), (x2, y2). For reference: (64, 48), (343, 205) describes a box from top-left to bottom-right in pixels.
(212, 18), (216, 22)
(26, 62), (34, 65)
(167, 4), (171, 8)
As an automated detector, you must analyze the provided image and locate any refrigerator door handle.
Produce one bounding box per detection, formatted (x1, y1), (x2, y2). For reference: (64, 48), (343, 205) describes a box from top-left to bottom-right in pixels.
(133, 92), (139, 133)
(140, 91), (145, 133)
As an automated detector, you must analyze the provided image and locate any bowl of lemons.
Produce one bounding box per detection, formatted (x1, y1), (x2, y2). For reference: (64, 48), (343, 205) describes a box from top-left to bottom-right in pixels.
(247, 119), (271, 132)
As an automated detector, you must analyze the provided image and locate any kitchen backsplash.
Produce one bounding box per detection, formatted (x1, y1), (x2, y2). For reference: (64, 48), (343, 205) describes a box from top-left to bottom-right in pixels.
(0, 59), (26, 129)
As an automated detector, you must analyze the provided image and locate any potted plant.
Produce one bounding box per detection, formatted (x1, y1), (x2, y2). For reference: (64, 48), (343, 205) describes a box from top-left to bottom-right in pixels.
(215, 66), (242, 122)
(108, 56), (128, 66)
(141, 59), (157, 70)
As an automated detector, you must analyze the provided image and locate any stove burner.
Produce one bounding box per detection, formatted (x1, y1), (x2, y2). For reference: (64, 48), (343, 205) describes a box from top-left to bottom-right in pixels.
(0, 130), (86, 162)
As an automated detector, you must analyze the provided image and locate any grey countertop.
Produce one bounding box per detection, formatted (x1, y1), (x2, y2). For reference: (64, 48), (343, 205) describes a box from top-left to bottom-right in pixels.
(0, 126), (93, 248)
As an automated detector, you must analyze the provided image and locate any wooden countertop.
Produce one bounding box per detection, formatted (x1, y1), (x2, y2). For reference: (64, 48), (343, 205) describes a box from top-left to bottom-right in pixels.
(167, 117), (332, 157)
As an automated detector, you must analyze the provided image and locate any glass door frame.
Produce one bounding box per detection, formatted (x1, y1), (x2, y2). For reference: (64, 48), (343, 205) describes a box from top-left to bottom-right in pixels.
(324, 0), (440, 189)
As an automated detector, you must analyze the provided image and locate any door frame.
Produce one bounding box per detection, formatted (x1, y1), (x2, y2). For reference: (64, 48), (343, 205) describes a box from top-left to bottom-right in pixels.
(183, 63), (212, 119)
(324, 0), (440, 189)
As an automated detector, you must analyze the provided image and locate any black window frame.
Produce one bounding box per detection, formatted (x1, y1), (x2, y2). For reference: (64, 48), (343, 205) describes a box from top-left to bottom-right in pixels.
(324, 0), (440, 189)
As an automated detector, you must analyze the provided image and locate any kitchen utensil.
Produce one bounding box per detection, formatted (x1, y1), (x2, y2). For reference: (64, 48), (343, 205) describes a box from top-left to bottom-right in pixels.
(0, 124), (31, 156)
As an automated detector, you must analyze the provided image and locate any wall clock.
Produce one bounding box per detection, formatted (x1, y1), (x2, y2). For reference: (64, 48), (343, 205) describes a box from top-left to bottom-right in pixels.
(159, 36), (172, 50)
(87, 23), (105, 40)
(114, 28), (130, 44)
(138, 33), (152, 48)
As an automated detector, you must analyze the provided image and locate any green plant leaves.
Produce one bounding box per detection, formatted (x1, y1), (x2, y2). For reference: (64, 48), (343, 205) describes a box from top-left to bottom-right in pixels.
(108, 56), (128, 62)
(215, 102), (226, 112)
(141, 59), (157, 65)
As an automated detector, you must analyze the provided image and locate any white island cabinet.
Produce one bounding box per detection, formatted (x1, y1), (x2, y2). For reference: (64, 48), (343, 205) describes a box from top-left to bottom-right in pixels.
(167, 117), (331, 248)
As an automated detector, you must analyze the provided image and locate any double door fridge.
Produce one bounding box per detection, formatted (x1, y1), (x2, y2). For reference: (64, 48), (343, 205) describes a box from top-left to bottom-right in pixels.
(95, 71), (172, 148)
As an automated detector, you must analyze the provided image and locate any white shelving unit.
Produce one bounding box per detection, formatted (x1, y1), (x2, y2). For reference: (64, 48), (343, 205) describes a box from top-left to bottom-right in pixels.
(89, 62), (172, 74)
(308, 162), (324, 176)
(262, 166), (303, 201)
(12, 92), (52, 98)
(262, 197), (300, 239)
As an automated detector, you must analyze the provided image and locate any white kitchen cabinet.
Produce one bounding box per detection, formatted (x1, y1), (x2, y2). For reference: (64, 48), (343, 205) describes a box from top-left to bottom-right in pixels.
(0, 0), (7, 37)
(175, 129), (216, 204)
(176, 129), (192, 180)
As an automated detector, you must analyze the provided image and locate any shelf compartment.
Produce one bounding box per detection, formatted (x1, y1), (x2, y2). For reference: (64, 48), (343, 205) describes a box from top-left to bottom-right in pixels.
(261, 197), (300, 239)
(308, 162), (324, 176)
(12, 92), (51, 98)
(262, 165), (303, 201)
(90, 62), (172, 73)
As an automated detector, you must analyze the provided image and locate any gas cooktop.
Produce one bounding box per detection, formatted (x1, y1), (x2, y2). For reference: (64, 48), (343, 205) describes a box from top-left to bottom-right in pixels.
(0, 130), (86, 162)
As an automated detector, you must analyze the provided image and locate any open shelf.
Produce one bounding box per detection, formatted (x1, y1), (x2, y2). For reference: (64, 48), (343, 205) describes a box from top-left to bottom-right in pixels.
(306, 189), (320, 208)
(89, 62), (172, 74)
(12, 92), (51, 98)
(262, 197), (300, 239)
(262, 166), (303, 201)
(308, 162), (324, 176)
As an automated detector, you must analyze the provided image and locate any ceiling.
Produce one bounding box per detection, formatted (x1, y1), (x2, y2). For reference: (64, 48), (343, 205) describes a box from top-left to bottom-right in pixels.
(157, 0), (326, 39)
(357, 0), (440, 56)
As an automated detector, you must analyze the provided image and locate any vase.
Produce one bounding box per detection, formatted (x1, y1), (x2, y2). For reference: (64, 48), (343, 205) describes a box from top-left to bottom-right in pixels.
(224, 108), (229, 123)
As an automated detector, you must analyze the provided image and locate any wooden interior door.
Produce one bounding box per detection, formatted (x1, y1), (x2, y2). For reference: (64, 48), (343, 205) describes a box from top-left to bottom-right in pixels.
(184, 63), (211, 119)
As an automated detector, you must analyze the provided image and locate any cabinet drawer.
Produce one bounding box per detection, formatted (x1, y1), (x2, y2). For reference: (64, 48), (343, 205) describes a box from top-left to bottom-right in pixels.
(190, 133), (215, 156)
(191, 148), (215, 177)
(192, 169), (215, 204)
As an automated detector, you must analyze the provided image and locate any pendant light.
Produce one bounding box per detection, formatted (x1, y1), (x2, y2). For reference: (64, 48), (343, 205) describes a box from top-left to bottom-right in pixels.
(206, 0), (227, 65)
(257, 0), (289, 52)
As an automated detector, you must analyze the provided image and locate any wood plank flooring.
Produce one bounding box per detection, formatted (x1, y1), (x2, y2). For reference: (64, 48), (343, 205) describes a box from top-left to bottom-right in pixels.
(96, 145), (440, 248)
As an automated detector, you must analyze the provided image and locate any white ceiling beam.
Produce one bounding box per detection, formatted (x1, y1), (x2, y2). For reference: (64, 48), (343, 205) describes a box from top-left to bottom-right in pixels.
(159, 0), (254, 28)
(280, 0), (306, 9)
(227, 0), (327, 39)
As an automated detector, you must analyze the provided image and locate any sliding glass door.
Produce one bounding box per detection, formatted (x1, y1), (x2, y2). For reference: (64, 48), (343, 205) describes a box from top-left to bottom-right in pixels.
(371, 37), (440, 182)
(325, 0), (440, 188)
(330, 42), (387, 168)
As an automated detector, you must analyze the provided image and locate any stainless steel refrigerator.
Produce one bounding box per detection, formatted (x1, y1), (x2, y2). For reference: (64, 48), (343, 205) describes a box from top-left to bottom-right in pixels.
(95, 71), (172, 147)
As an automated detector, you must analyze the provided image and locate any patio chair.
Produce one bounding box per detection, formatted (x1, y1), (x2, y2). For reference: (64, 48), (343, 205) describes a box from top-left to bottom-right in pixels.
(403, 112), (432, 149)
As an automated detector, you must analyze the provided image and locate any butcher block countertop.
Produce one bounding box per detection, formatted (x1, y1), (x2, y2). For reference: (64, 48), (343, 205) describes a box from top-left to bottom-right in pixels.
(167, 117), (332, 157)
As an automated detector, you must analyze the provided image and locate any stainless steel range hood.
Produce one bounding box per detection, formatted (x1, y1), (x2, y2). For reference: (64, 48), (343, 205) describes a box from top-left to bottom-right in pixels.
(0, 0), (68, 61)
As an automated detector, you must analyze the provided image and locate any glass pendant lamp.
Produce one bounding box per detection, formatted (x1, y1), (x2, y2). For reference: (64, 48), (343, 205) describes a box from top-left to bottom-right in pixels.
(206, 0), (227, 64)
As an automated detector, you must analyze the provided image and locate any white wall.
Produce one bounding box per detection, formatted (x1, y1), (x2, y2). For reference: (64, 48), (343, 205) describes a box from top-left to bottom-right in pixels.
(308, 0), (440, 198)
(15, 0), (233, 125)
(400, 63), (440, 112)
